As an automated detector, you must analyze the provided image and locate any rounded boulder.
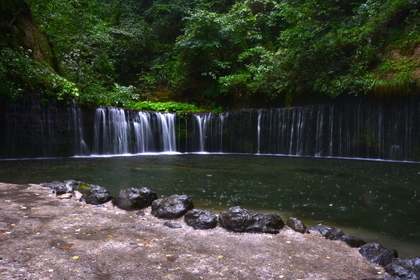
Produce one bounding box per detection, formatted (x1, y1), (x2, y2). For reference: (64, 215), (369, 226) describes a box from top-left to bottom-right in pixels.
(112, 187), (157, 210)
(184, 209), (218, 230)
(151, 194), (194, 219)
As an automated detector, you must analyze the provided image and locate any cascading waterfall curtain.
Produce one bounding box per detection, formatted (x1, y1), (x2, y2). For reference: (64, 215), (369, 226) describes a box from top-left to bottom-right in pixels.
(1, 97), (419, 161)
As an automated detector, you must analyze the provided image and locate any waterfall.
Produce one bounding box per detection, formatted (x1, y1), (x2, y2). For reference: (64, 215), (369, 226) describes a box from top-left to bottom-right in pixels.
(92, 107), (130, 154)
(257, 110), (262, 154)
(194, 114), (212, 152)
(157, 112), (176, 152)
(133, 111), (155, 153)
(92, 108), (176, 154)
(69, 100), (89, 155)
(2, 96), (420, 161)
(182, 99), (419, 161)
(0, 96), (88, 158)
(219, 112), (226, 152)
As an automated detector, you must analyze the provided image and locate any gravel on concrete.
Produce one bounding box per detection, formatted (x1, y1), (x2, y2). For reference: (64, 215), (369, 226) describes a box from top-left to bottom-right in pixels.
(0, 183), (389, 280)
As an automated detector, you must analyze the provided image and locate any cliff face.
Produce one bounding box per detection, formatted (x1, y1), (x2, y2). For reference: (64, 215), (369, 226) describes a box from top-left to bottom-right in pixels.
(0, 0), (55, 68)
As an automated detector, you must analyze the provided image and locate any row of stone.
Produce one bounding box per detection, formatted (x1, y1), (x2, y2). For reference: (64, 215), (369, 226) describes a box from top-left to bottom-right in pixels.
(42, 181), (420, 279)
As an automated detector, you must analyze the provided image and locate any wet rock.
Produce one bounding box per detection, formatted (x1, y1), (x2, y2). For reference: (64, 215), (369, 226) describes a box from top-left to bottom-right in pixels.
(71, 182), (113, 205)
(83, 184), (113, 205)
(42, 181), (73, 195)
(309, 225), (344, 240)
(219, 206), (253, 232)
(385, 257), (420, 279)
(151, 194), (194, 219)
(218, 206), (285, 234)
(248, 213), (285, 234)
(286, 217), (310, 234)
(64, 180), (82, 190)
(340, 235), (366, 248)
(184, 209), (218, 230)
(309, 224), (332, 235)
(359, 242), (398, 267)
(163, 221), (182, 229)
(112, 187), (157, 210)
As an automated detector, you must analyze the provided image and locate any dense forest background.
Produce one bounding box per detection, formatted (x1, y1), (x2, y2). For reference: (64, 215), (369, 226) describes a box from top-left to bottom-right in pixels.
(1, 0), (419, 111)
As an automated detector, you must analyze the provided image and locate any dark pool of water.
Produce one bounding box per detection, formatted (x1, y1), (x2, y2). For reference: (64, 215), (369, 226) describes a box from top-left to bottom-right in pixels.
(1, 154), (419, 257)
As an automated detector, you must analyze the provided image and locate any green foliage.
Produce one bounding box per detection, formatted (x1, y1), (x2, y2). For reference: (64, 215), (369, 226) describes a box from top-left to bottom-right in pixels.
(130, 101), (204, 113)
(28, 0), (116, 85)
(0, 44), (79, 100)
(77, 83), (137, 107)
(370, 76), (416, 98)
(368, 1), (420, 98)
(166, 2), (268, 104)
(4, 0), (419, 108)
(0, 46), (35, 99)
(44, 74), (79, 100)
(76, 82), (204, 112)
(377, 57), (420, 78)
(219, 46), (284, 102)
(163, 0), (419, 105)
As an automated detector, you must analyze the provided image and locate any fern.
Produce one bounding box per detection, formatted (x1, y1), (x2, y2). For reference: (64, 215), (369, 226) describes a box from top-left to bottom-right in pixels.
(370, 76), (416, 98)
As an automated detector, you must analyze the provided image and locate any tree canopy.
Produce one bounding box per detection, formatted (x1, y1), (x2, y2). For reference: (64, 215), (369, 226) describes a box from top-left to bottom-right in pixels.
(1, 0), (419, 110)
